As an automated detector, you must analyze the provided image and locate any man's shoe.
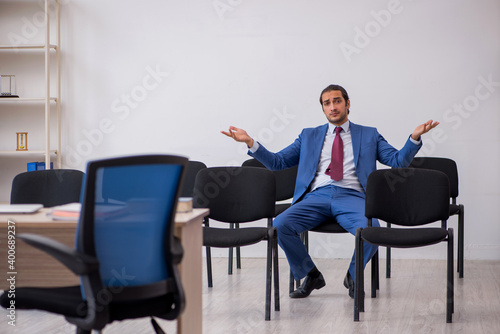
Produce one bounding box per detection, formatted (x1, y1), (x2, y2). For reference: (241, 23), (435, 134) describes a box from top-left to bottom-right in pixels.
(289, 273), (326, 298)
(343, 271), (355, 299)
(343, 271), (364, 299)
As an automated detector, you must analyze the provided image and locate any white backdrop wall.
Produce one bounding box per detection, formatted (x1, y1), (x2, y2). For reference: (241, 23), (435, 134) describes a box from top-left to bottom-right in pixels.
(1, 0), (499, 261)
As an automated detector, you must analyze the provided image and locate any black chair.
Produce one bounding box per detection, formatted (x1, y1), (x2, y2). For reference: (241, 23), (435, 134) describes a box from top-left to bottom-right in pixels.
(10, 169), (84, 207)
(193, 166), (280, 320)
(227, 159), (296, 274)
(354, 168), (453, 323)
(1, 155), (188, 333)
(409, 157), (464, 278)
(239, 160), (378, 294)
(180, 160), (207, 197)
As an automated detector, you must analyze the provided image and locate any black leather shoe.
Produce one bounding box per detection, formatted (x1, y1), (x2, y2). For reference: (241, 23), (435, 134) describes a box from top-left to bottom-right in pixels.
(343, 271), (355, 299)
(289, 273), (326, 298)
(343, 271), (364, 299)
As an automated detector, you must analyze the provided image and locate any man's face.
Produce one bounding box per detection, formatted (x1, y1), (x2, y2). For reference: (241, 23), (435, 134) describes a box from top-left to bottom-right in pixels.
(321, 90), (350, 126)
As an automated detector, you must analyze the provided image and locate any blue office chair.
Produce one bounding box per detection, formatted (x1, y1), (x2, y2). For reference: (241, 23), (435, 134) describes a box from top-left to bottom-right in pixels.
(0, 155), (188, 333)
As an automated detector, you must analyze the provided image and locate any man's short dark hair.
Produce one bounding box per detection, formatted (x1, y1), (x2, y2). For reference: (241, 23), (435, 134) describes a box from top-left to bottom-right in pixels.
(319, 84), (350, 105)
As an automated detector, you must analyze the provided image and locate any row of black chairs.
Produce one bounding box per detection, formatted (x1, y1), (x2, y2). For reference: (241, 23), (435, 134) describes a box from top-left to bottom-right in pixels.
(183, 157), (463, 324)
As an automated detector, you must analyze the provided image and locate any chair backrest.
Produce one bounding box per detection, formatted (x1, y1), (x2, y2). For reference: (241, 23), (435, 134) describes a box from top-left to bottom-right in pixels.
(10, 169), (84, 207)
(76, 155), (187, 319)
(180, 160), (207, 197)
(409, 157), (459, 198)
(192, 166), (276, 223)
(242, 158), (297, 202)
(365, 168), (450, 226)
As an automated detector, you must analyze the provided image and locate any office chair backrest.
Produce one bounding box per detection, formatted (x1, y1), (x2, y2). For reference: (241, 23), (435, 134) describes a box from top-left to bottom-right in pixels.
(409, 157), (459, 198)
(77, 155), (187, 295)
(193, 166), (276, 223)
(180, 160), (207, 197)
(10, 169), (84, 207)
(365, 168), (450, 226)
(242, 158), (297, 201)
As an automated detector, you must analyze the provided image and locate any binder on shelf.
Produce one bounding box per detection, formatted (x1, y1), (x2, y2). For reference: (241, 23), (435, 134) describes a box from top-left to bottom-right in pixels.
(27, 162), (53, 171)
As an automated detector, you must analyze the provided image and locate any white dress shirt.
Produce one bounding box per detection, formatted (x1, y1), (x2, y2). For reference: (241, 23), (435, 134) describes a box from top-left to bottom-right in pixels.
(310, 121), (364, 192)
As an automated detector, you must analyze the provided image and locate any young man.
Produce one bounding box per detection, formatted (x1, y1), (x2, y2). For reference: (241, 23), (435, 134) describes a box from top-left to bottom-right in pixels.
(222, 84), (439, 298)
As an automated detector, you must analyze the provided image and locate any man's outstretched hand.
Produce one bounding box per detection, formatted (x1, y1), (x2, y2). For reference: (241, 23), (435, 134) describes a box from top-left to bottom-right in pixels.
(411, 120), (439, 141)
(221, 126), (254, 148)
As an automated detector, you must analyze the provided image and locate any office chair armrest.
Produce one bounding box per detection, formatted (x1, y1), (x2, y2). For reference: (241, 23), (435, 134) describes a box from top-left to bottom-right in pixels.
(18, 233), (100, 276)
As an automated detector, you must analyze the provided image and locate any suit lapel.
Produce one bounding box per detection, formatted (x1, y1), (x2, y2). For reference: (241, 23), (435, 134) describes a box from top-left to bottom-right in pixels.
(312, 124), (329, 165)
(350, 122), (361, 167)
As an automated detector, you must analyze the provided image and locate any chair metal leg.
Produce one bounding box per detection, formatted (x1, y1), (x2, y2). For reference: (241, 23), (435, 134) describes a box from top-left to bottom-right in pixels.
(204, 218), (213, 288)
(151, 318), (167, 334)
(289, 270), (294, 294)
(265, 231), (273, 320)
(359, 236), (365, 313)
(206, 246), (213, 287)
(236, 246), (241, 269)
(371, 250), (379, 297)
(288, 270), (302, 292)
(228, 223), (234, 275)
(273, 231), (280, 312)
(458, 205), (464, 278)
(386, 222), (391, 278)
(447, 228), (454, 323)
(236, 223), (242, 270)
(354, 228), (364, 321)
(386, 247), (391, 278)
(228, 247), (233, 275)
(227, 224), (241, 272)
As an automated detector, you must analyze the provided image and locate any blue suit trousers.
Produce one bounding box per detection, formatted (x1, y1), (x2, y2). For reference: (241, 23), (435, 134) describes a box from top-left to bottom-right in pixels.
(273, 184), (379, 281)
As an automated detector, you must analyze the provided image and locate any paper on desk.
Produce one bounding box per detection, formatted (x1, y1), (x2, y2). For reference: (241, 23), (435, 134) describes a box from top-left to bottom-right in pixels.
(49, 202), (81, 220)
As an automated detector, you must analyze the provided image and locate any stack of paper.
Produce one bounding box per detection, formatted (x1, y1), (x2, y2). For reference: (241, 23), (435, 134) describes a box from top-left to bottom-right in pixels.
(49, 203), (81, 220)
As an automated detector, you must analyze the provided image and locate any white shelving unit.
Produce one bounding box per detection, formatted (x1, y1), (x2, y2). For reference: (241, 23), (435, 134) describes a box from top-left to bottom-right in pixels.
(0, 0), (61, 169)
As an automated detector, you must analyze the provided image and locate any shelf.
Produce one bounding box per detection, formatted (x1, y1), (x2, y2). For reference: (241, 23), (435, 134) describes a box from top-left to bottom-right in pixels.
(0, 150), (57, 156)
(0, 45), (57, 50)
(0, 97), (57, 103)
(1, 0), (61, 169)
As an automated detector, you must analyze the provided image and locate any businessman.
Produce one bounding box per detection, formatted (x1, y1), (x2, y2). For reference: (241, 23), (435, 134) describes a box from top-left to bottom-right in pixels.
(222, 84), (439, 299)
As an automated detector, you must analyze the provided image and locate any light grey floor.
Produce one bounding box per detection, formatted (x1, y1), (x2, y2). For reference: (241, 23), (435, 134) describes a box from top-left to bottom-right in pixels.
(1, 258), (499, 334)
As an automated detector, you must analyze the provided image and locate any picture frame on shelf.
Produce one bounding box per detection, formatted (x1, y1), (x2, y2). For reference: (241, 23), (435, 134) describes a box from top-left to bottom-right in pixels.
(0, 75), (19, 98)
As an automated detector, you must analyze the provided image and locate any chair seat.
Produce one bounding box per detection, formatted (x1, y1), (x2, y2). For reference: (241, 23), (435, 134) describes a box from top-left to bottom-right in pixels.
(449, 204), (461, 215)
(0, 286), (85, 318)
(0, 285), (177, 322)
(311, 219), (347, 233)
(203, 227), (270, 248)
(362, 227), (449, 248)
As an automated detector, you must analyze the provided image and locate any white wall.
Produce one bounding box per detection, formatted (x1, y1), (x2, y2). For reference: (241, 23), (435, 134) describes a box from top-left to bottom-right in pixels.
(1, 0), (499, 261)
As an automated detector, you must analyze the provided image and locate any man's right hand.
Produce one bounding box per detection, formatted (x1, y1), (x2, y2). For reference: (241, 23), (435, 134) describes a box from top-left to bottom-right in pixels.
(221, 126), (254, 148)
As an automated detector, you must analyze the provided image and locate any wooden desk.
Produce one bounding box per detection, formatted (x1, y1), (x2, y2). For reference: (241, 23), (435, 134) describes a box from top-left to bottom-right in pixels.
(0, 208), (207, 334)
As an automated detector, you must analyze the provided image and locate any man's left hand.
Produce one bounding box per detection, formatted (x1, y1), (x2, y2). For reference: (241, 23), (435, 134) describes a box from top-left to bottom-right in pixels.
(411, 120), (439, 141)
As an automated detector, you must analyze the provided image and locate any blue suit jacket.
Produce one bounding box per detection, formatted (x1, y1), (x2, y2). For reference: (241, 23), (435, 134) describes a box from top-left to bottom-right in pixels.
(249, 122), (421, 204)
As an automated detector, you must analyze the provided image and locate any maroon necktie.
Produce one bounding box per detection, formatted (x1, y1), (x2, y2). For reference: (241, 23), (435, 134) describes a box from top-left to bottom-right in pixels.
(325, 126), (343, 181)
